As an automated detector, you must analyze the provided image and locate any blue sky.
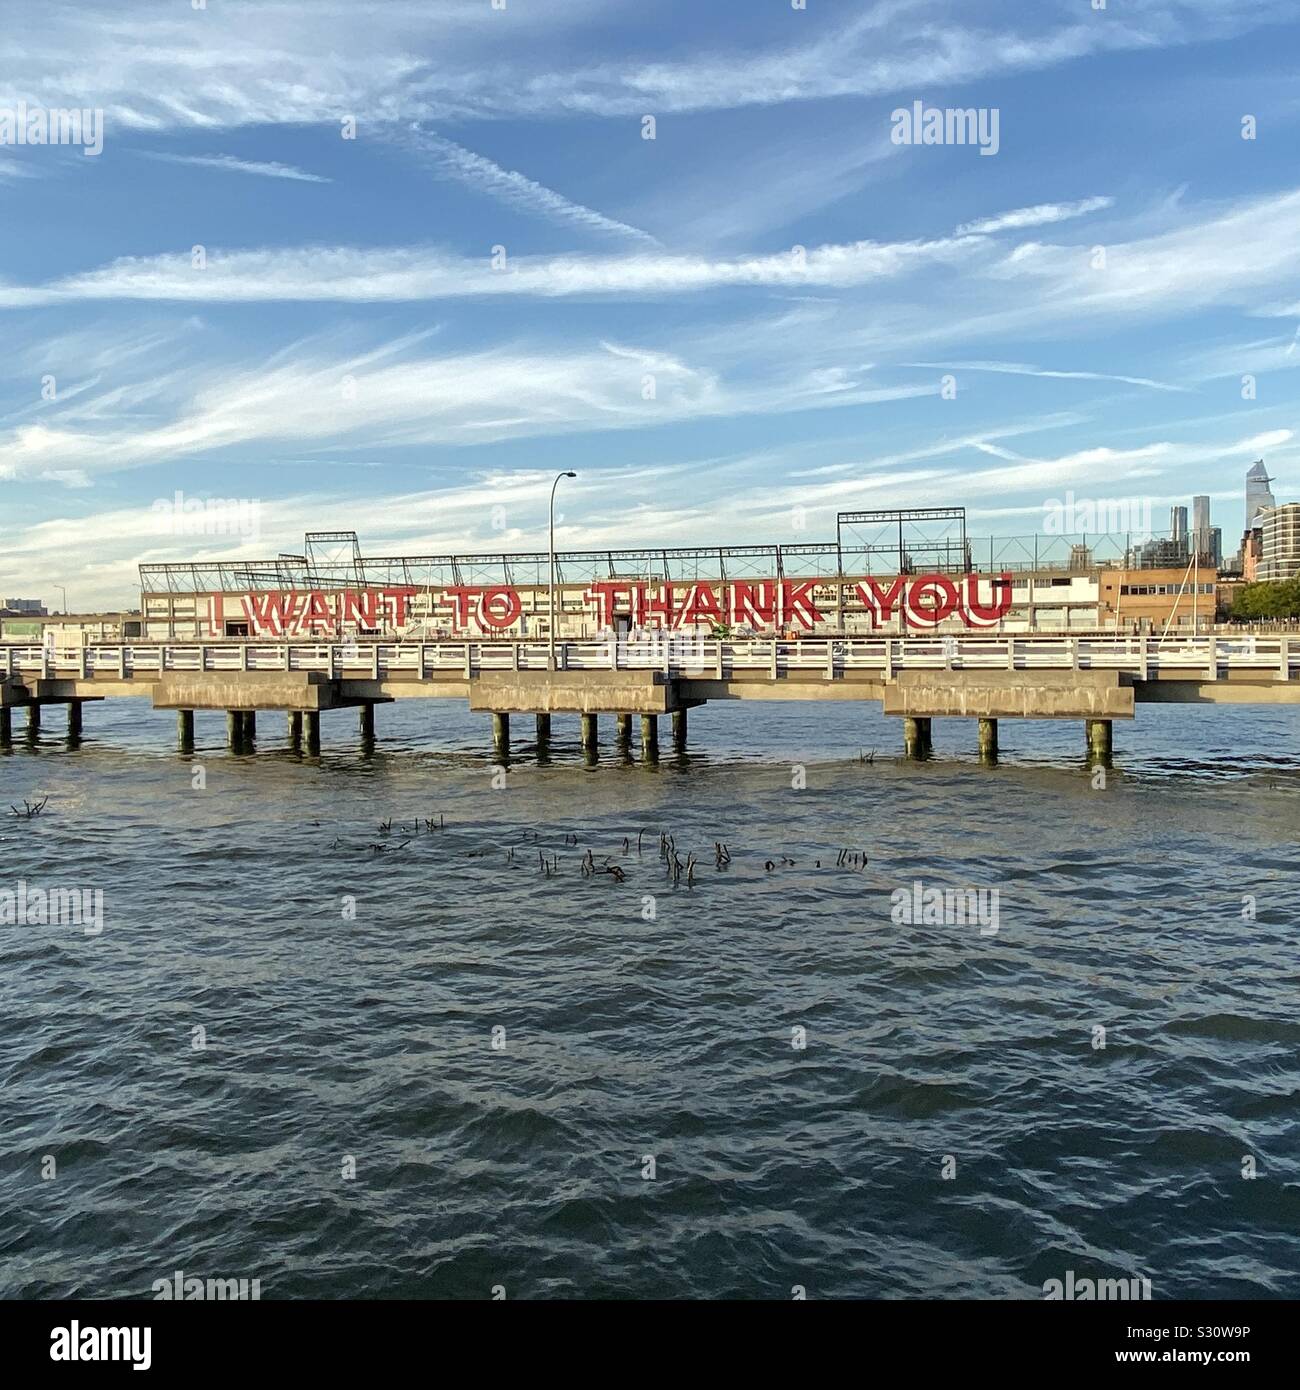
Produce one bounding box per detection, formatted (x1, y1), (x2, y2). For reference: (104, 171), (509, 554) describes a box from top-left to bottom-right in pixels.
(1, 0), (1298, 608)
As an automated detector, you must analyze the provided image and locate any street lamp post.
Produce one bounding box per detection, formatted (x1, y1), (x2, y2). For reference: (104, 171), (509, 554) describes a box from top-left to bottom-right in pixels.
(548, 471), (577, 671)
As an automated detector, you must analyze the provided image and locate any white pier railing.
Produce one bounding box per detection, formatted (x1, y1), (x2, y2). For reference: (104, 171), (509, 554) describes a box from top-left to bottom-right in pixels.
(0, 634), (1295, 683)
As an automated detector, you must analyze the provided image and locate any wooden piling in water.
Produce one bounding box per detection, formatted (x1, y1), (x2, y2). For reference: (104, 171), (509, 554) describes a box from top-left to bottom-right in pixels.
(1085, 718), (1112, 760)
(978, 717), (998, 761)
(672, 708), (687, 751)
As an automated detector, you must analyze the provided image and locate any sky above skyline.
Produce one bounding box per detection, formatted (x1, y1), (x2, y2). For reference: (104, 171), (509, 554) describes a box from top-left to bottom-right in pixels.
(1, 0), (1298, 609)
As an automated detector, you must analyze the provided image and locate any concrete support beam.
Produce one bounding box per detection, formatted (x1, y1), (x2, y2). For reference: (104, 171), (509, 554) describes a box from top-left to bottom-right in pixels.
(177, 709), (195, 751)
(903, 716), (931, 760)
(641, 713), (658, 759)
(492, 711), (510, 758)
(287, 710), (302, 749)
(535, 713), (551, 744)
(672, 708), (687, 751)
(978, 717), (998, 762)
(580, 712), (598, 751)
(358, 703), (375, 741)
(1085, 718), (1113, 760)
(304, 711), (321, 754)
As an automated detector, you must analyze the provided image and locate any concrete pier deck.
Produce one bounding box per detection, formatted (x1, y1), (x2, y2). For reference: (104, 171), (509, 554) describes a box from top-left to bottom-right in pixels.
(3, 633), (1298, 758)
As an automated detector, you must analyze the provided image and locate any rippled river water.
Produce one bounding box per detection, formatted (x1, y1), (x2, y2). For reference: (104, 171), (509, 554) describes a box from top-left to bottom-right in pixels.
(2, 698), (1298, 1299)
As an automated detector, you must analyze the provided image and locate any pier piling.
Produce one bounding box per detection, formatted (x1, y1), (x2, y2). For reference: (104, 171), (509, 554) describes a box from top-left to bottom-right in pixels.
(226, 710), (240, 749)
(67, 702), (82, 738)
(243, 710), (257, 743)
(535, 713), (551, 745)
(177, 709), (194, 751)
(26, 704), (41, 738)
(580, 712), (598, 752)
(287, 710), (302, 749)
(492, 711), (510, 758)
(640, 713), (659, 760)
(0, 708), (10, 746)
(489, 717), (511, 761)
(304, 711), (320, 754)
(903, 716), (931, 760)
(358, 703), (375, 741)
(1085, 718), (1113, 761)
(616, 713), (631, 745)
(672, 708), (688, 752)
(978, 717), (998, 762)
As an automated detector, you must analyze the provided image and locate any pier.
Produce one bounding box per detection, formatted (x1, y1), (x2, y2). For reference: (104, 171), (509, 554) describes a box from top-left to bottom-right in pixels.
(3, 632), (1299, 761)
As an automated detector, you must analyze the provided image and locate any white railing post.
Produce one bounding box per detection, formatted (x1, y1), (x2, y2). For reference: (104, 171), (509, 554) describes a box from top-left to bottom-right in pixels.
(770, 638), (778, 680)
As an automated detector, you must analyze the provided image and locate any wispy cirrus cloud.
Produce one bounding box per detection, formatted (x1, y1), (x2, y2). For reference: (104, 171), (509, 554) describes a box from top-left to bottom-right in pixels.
(0, 234), (980, 307)
(0, 331), (934, 483)
(902, 359), (1190, 393)
(139, 152), (331, 182)
(954, 196), (1113, 237)
(0, 0), (1283, 132)
(399, 127), (659, 246)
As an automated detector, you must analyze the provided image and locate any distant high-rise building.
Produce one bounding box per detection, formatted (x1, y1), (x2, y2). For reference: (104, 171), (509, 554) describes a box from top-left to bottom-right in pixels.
(1209, 527), (1222, 568)
(1259, 504), (1300, 582)
(1171, 505), (1188, 543)
(1246, 460), (1275, 526)
(1192, 494), (1212, 561)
